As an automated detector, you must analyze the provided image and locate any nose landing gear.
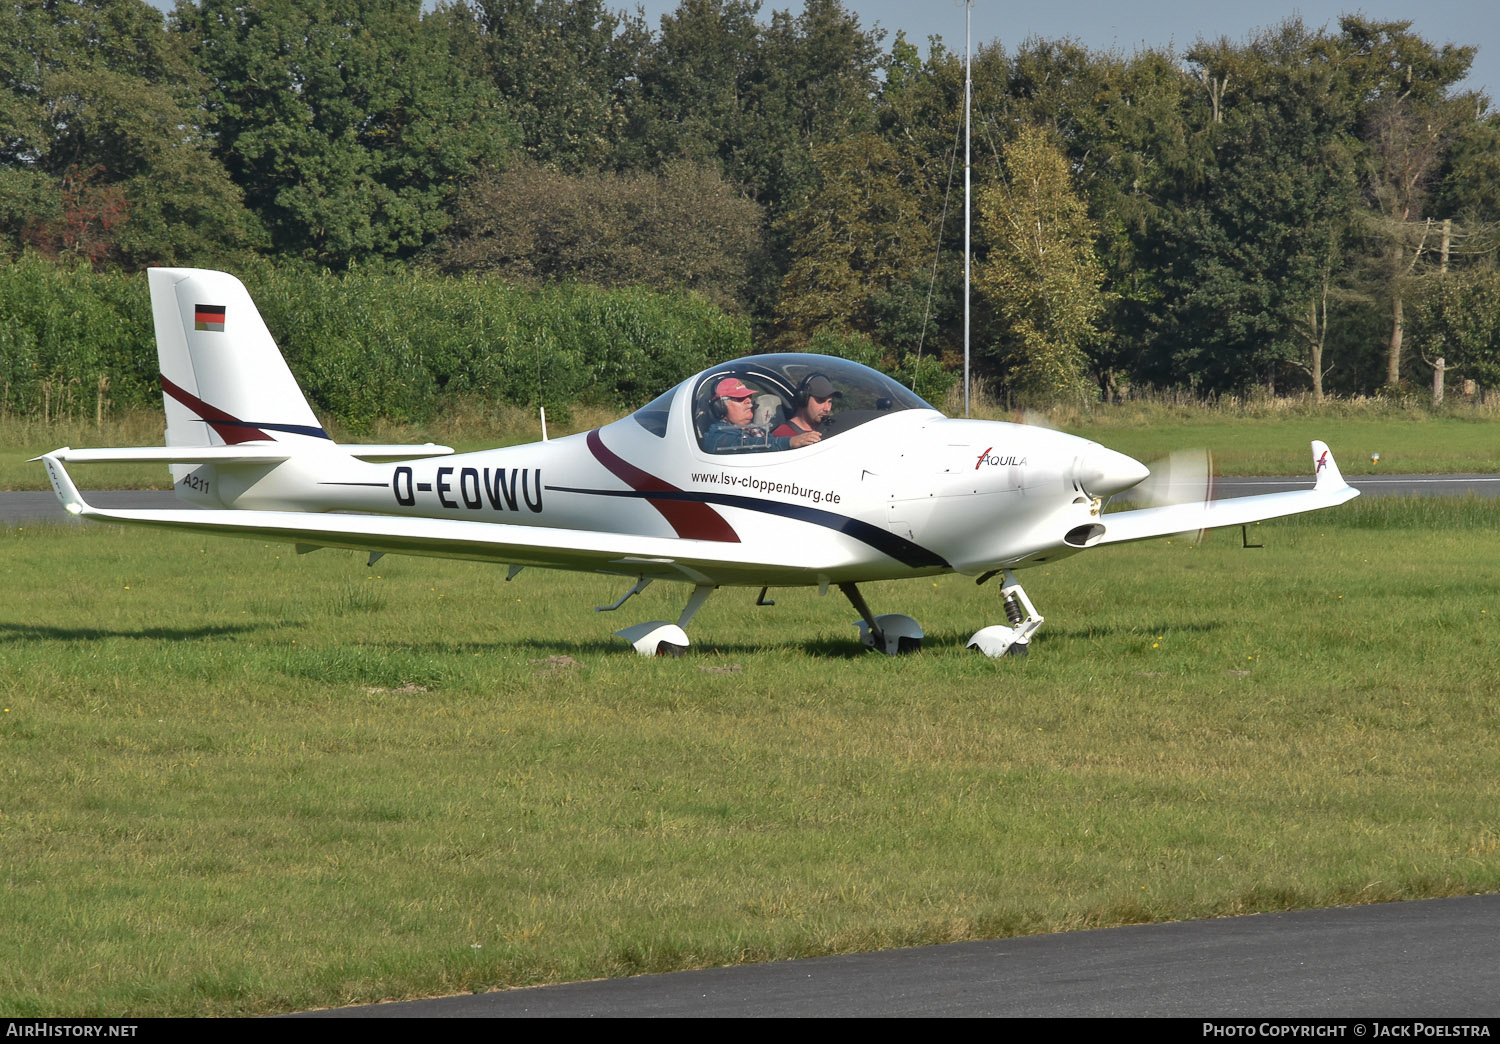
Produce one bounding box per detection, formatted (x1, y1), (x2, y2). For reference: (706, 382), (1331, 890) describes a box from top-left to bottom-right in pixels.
(967, 570), (1043, 658)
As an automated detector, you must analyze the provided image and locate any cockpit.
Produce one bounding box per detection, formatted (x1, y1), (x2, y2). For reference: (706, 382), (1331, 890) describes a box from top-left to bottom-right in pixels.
(629, 353), (939, 452)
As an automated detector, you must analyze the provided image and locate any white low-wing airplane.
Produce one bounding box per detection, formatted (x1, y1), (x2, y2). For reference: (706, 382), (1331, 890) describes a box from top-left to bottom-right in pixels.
(39, 268), (1359, 657)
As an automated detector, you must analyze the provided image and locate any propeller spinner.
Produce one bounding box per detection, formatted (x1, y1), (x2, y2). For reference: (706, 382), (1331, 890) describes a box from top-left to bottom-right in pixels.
(1075, 444), (1151, 499)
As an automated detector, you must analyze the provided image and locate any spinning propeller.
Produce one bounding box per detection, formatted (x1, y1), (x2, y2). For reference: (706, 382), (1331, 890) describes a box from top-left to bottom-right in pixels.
(1113, 448), (1217, 541)
(1131, 448), (1216, 509)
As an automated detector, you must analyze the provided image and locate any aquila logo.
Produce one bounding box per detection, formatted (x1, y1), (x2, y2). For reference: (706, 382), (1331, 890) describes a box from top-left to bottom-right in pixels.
(1316, 450), (1329, 473)
(975, 446), (1026, 470)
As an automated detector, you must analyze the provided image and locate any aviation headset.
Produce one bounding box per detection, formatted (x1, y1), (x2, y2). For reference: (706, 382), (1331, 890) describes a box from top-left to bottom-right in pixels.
(794, 373), (835, 411)
(709, 376), (752, 421)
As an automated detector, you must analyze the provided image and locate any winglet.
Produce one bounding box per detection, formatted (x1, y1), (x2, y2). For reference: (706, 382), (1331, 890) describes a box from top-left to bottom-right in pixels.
(40, 452), (88, 516)
(1311, 440), (1346, 493)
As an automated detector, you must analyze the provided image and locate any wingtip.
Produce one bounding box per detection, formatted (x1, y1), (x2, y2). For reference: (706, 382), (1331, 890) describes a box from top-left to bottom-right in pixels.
(40, 452), (88, 515)
(1311, 440), (1347, 492)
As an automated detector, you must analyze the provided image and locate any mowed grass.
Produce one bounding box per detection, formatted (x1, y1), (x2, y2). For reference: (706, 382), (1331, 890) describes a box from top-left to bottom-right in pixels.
(1063, 414), (1500, 476)
(1, 502), (1498, 1015)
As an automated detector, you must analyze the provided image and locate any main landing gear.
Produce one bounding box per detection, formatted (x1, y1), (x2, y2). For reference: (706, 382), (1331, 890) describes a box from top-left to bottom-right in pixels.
(840, 582), (923, 656)
(966, 569), (1043, 658)
(603, 578), (928, 658)
(601, 573), (1041, 659)
(604, 580), (714, 657)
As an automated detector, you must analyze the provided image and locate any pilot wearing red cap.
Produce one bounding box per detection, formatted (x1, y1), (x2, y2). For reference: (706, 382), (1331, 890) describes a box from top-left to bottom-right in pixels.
(704, 377), (821, 453)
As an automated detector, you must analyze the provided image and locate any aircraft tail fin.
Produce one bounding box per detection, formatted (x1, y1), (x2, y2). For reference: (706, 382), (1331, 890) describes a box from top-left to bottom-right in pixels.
(149, 268), (330, 453)
(40, 270), (453, 510)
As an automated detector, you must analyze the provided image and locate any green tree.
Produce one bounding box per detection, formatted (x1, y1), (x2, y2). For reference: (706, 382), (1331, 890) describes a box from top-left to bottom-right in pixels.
(974, 126), (1108, 403)
(999, 40), (1198, 398)
(1143, 22), (1362, 395)
(428, 158), (764, 310)
(632, 0), (885, 330)
(0, 0), (259, 267)
(744, 0), (882, 210)
(1408, 267), (1500, 388)
(1359, 93), (1474, 387)
(1434, 113), (1500, 230)
(869, 37), (1012, 373)
(632, 0), (762, 176)
(775, 133), (932, 349)
(635, 0), (881, 212)
(179, 0), (515, 265)
(1334, 16), (1478, 387)
(451, 0), (646, 172)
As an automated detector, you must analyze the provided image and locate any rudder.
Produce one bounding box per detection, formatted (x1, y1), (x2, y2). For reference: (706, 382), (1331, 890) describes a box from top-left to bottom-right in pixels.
(149, 268), (329, 451)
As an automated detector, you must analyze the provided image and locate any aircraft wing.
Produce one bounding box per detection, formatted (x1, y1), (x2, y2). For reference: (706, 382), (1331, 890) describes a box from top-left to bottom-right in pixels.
(39, 453), (840, 586)
(1096, 440), (1358, 546)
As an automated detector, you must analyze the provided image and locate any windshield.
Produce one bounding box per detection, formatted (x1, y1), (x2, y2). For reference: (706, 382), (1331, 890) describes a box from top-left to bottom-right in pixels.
(687, 353), (937, 452)
(629, 387), (676, 437)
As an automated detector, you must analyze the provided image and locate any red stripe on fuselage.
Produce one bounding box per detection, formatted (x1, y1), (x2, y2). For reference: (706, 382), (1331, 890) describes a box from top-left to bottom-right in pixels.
(586, 429), (739, 542)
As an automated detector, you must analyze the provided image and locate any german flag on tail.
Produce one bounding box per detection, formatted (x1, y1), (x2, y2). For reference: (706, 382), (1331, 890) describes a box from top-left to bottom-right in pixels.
(194, 304), (225, 332)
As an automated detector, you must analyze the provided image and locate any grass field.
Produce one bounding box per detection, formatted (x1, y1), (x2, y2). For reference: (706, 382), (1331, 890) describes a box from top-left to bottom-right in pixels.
(2, 498), (1497, 1015)
(1060, 415), (1499, 476)
(2, 399), (1496, 489)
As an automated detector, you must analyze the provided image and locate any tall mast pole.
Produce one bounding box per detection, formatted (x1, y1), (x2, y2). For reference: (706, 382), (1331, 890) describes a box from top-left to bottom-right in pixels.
(963, 0), (972, 417)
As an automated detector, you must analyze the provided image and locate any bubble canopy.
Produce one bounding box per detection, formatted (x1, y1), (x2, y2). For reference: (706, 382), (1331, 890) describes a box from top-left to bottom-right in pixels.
(631, 353), (939, 444)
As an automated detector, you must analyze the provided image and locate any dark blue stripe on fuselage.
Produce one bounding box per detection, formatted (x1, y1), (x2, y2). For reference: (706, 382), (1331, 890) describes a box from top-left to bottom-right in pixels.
(546, 485), (949, 570)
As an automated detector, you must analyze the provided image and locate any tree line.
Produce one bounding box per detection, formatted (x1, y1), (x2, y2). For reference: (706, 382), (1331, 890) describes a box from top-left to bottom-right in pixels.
(3, 0), (1498, 410)
(0, 253), (750, 426)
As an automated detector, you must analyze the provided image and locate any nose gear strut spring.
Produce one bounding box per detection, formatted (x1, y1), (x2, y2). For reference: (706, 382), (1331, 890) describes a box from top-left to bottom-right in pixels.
(1004, 595), (1025, 626)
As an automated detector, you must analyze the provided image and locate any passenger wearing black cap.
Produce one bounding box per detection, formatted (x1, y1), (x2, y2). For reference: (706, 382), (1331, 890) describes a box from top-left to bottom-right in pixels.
(773, 374), (838, 442)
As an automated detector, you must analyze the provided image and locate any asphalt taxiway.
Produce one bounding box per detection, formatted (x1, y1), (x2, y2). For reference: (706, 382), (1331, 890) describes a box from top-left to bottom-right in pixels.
(294, 894), (1500, 1017)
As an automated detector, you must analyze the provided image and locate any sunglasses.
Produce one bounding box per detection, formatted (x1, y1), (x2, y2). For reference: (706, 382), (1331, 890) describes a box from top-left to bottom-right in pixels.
(722, 395), (753, 404)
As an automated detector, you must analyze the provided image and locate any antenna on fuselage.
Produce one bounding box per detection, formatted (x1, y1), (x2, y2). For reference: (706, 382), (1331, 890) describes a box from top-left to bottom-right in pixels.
(539, 405), (549, 442)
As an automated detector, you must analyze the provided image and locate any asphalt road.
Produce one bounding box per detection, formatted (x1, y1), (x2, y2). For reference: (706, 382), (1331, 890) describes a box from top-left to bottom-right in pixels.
(292, 894), (1500, 1018)
(3, 474), (1495, 527)
(4, 489), (182, 525)
(1216, 474), (1499, 498)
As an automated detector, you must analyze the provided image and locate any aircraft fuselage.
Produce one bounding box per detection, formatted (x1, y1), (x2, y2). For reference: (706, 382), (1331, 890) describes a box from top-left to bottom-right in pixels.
(187, 409), (1133, 585)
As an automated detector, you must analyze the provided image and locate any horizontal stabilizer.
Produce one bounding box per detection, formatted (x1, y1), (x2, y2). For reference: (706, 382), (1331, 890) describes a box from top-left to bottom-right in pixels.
(337, 444), (455, 461)
(1098, 440), (1358, 546)
(37, 443), (453, 465)
(42, 445), (293, 465)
